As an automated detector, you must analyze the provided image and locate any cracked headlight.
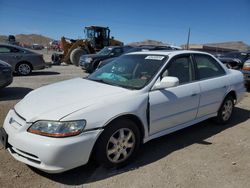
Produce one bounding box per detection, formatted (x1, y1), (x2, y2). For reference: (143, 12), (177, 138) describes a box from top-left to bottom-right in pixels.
(28, 120), (86, 137)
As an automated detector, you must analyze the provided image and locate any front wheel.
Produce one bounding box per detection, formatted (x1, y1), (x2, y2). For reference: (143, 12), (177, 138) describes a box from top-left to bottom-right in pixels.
(214, 95), (234, 124)
(94, 119), (141, 168)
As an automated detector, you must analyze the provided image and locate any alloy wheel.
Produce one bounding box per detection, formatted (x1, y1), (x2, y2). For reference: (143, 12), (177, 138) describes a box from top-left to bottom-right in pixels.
(18, 64), (31, 75)
(106, 128), (136, 163)
(221, 99), (233, 121)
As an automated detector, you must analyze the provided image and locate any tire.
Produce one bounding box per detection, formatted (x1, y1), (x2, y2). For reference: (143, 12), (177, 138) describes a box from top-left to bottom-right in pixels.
(16, 62), (32, 76)
(51, 53), (61, 65)
(70, 48), (87, 66)
(214, 95), (234, 124)
(246, 82), (250, 92)
(94, 119), (141, 168)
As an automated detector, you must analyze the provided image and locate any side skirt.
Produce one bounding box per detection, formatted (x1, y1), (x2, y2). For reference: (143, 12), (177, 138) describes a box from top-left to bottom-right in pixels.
(143, 113), (217, 143)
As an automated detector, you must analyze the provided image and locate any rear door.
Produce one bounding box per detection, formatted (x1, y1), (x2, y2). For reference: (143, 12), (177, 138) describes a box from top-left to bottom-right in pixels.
(193, 54), (229, 118)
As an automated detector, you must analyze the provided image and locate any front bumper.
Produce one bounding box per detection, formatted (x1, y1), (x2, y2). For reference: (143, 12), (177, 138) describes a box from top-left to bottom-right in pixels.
(2, 110), (103, 173)
(79, 60), (92, 71)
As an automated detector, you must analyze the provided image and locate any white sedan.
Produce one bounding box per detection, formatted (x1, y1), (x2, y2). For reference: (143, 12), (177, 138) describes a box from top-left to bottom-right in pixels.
(0, 50), (245, 173)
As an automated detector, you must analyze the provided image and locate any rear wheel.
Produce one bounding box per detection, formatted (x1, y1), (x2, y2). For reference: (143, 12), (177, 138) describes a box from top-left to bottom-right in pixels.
(214, 95), (234, 124)
(94, 119), (141, 168)
(16, 63), (32, 76)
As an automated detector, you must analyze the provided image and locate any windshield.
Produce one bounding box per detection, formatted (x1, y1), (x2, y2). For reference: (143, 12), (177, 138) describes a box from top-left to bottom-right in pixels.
(98, 47), (113, 55)
(88, 54), (167, 89)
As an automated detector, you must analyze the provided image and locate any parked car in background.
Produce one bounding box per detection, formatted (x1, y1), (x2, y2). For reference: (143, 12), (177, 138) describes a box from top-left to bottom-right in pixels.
(0, 60), (13, 88)
(242, 59), (250, 90)
(0, 50), (245, 173)
(79, 46), (133, 73)
(97, 45), (180, 69)
(218, 51), (250, 70)
(31, 44), (44, 50)
(0, 44), (46, 76)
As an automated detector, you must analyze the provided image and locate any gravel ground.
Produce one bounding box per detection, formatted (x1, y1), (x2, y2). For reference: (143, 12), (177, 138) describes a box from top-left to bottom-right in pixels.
(0, 64), (250, 188)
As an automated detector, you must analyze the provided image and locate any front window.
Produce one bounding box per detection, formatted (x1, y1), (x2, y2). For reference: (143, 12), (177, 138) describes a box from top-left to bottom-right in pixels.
(86, 29), (95, 38)
(88, 54), (167, 89)
(162, 56), (193, 84)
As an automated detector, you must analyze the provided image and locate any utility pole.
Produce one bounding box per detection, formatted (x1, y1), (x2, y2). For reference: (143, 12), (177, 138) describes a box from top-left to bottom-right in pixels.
(186, 28), (190, 50)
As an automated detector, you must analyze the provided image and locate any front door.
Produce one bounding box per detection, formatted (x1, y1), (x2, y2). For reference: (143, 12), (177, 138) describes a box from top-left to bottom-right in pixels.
(149, 54), (200, 135)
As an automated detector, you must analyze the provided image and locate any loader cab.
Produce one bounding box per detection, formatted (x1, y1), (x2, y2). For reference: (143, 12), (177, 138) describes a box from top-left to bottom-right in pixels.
(85, 26), (110, 51)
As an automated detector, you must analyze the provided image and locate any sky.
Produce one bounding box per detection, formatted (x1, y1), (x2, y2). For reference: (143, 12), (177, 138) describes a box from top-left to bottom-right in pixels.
(0, 0), (249, 45)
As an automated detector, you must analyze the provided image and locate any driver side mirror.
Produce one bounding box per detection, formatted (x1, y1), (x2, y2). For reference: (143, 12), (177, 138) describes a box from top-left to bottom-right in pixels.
(109, 52), (115, 56)
(152, 76), (179, 90)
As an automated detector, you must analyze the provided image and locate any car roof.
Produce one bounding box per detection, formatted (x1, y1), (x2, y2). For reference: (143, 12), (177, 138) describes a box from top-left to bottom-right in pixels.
(127, 50), (212, 57)
(0, 43), (24, 49)
(105, 45), (132, 49)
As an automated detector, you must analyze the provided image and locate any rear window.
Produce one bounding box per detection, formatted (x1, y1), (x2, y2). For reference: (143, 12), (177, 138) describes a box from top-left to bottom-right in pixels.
(194, 54), (226, 79)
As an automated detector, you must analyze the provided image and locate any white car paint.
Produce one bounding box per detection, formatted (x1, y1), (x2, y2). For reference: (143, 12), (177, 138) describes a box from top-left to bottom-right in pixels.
(2, 50), (245, 173)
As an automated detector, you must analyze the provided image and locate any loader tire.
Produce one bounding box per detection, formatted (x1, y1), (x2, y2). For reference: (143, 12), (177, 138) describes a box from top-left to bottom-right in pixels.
(70, 48), (87, 66)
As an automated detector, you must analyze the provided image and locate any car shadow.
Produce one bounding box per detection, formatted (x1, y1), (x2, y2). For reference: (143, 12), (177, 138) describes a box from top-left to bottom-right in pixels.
(30, 71), (60, 76)
(31, 107), (250, 186)
(0, 87), (33, 101)
(13, 71), (60, 77)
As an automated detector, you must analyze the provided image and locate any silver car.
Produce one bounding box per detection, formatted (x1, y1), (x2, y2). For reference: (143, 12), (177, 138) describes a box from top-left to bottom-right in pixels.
(0, 44), (46, 75)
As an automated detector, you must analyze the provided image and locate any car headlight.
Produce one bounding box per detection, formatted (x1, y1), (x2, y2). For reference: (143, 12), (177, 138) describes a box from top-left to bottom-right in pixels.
(28, 120), (86, 137)
(85, 57), (93, 63)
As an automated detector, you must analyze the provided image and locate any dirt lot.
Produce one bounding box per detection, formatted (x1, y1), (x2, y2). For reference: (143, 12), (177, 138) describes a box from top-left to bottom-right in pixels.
(0, 65), (250, 188)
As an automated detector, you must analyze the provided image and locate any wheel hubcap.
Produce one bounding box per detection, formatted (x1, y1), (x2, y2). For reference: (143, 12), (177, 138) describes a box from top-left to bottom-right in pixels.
(18, 64), (30, 75)
(222, 100), (233, 121)
(106, 128), (135, 163)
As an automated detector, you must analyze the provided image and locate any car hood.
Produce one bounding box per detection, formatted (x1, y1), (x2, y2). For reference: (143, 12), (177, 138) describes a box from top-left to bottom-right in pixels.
(14, 78), (130, 122)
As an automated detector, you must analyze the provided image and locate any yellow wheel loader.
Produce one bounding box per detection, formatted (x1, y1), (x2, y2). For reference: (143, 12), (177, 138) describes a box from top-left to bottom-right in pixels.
(51, 26), (123, 65)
